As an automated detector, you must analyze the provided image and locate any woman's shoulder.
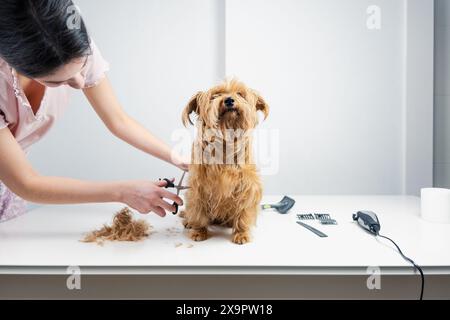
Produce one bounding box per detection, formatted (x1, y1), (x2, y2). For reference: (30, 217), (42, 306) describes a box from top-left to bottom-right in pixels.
(0, 58), (15, 105)
(0, 57), (14, 89)
(82, 39), (110, 89)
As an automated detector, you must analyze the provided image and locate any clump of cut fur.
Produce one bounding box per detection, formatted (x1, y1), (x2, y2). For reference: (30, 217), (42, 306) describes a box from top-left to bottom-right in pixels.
(81, 207), (152, 245)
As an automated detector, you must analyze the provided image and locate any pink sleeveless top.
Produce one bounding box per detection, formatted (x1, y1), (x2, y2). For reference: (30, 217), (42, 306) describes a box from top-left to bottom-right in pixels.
(0, 40), (109, 222)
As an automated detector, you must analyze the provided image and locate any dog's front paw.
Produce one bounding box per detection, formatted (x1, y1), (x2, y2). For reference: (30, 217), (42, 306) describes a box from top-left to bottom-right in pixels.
(232, 233), (251, 245)
(190, 228), (208, 242)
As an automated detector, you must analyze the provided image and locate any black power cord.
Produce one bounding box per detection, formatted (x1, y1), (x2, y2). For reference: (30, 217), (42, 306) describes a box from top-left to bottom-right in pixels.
(377, 233), (424, 300)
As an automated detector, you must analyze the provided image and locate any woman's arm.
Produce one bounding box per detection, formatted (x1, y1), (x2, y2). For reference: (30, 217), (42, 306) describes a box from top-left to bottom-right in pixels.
(83, 77), (188, 170)
(0, 127), (182, 216)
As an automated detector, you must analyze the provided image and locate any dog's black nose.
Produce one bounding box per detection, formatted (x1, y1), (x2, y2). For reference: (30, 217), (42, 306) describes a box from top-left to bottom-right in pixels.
(225, 97), (235, 108)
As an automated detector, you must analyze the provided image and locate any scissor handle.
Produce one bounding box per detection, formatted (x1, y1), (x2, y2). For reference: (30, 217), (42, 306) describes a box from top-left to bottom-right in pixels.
(160, 172), (187, 215)
(160, 178), (179, 215)
(172, 203), (179, 215)
(162, 178), (175, 189)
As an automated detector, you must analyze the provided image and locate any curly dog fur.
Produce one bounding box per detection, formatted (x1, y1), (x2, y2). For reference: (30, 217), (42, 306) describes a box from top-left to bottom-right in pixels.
(180, 79), (269, 244)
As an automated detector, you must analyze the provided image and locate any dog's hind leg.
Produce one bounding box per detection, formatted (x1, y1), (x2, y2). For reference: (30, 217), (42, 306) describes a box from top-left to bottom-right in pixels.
(181, 216), (194, 230)
(182, 220), (192, 229)
(179, 211), (193, 229)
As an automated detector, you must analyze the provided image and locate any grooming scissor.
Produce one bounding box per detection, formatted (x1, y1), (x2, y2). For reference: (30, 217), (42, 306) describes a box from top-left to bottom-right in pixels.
(160, 171), (189, 215)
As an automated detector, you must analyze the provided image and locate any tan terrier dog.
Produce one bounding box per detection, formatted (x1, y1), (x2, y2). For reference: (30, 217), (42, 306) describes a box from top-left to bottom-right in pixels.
(180, 79), (269, 244)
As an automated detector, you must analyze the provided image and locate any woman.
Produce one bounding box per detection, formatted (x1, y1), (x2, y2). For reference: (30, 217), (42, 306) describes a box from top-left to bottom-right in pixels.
(0, 0), (187, 222)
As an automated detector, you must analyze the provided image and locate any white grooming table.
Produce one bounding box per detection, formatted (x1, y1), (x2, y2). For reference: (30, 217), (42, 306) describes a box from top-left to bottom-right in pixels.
(1, 195), (450, 276)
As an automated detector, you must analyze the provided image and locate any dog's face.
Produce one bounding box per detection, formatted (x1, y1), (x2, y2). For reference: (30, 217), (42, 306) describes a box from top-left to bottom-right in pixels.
(182, 80), (269, 131)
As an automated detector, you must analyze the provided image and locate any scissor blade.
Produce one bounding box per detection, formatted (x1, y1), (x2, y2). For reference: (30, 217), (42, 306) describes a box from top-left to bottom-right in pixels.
(178, 171), (186, 187)
(176, 171), (187, 196)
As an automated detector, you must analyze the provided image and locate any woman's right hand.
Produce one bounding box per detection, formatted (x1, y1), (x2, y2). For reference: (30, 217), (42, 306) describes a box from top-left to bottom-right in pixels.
(119, 180), (183, 217)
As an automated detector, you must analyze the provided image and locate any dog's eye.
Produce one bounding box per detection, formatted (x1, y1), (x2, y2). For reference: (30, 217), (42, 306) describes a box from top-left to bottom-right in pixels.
(211, 94), (220, 100)
(237, 92), (244, 98)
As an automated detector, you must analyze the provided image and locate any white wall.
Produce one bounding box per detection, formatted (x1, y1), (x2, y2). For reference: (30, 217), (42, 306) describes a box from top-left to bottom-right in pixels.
(28, 0), (225, 183)
(404, 0), (435, 194)
(227, 0), (406, 195)
(435, 0), (450, 188)
(27, 0), (434, 198)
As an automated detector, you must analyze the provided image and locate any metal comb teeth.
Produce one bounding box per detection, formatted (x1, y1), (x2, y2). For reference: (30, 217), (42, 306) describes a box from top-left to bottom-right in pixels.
(319, 219), (338, 225)
(314, 213), (331, 220)
(297, 214), (315, 220)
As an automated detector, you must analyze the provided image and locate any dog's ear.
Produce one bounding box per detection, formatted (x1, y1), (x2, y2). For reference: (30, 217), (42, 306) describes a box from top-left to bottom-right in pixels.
(255, 93), (269, 120)
(182, 91), (203, 126)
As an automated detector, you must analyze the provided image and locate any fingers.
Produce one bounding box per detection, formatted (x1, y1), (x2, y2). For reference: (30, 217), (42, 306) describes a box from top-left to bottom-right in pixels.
(156, 178), (175, 188)
(156, 198), (177, 213)
(150, 205), (166, 217)
(154, 179), (184, 205)
(159, 189), (183, 206)
(138, 203), (167, 217)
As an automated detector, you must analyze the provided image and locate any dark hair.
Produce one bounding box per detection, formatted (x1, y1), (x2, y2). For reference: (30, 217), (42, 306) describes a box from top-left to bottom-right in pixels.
(0, 0), (91, 78)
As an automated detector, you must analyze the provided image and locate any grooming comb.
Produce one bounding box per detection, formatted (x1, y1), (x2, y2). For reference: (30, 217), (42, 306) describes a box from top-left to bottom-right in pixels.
(319, 219), (338, 225)
(297, 214), (315, 220)
(314, 213), (331, 220)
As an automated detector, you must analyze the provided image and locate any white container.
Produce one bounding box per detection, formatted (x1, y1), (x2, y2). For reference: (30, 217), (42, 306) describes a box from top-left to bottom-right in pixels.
(420, 188), (450, 224)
